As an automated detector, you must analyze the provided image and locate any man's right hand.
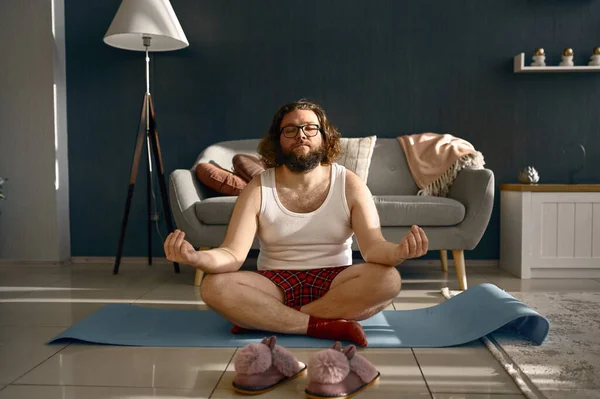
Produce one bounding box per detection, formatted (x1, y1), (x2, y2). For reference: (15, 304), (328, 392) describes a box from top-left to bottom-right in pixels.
(164, 229), (201, 267)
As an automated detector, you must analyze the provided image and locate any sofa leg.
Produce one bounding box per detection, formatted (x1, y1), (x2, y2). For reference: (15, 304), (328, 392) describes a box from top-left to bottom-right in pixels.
(451, 249), (468, 290)
(440, 250), (448, 272)
(194, 247), (210, 287)
(194, 269), (204, 287)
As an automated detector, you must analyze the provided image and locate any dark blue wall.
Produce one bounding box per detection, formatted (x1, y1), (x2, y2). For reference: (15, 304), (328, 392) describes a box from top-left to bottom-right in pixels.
(66, 0), (600, 259)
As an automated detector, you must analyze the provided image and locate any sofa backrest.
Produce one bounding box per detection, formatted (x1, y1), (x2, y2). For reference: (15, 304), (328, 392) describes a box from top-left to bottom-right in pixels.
(367, 138), (418, 195)
(192, 137), (418, 195)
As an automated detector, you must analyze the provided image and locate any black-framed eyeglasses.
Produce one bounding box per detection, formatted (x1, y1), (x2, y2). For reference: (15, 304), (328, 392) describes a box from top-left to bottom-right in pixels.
(280, 124), (321, 138)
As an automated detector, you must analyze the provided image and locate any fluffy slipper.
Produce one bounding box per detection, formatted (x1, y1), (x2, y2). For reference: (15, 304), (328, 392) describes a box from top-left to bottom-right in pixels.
(232, 336), (307, 395)
(305, 342), (380, 399)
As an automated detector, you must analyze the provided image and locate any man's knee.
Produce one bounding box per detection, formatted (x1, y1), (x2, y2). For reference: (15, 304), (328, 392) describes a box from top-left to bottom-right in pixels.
(368, 263), (402, 299)
(200, 273), (230, 306)
(388, 267), (402, 297)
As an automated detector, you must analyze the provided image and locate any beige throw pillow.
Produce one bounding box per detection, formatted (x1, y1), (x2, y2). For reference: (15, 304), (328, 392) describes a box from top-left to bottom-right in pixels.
(337, 136), (377, 182)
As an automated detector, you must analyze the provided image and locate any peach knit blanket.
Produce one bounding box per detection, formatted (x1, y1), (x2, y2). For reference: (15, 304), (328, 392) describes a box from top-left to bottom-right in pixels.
(397, 133), (485, 197)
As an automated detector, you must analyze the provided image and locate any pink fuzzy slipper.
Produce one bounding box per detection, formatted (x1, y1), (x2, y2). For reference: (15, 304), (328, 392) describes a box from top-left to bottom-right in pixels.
(305, 342), (380, 399)
(232, 336), (307, 395)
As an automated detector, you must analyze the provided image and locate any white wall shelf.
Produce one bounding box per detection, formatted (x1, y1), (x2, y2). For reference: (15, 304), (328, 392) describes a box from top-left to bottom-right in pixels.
(514, 53), (600, 73)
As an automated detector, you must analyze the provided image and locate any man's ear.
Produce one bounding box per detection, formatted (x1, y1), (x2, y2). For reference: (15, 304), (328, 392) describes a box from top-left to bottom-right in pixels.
(342, 345), (356, 360)
(266, 336), (276, 350)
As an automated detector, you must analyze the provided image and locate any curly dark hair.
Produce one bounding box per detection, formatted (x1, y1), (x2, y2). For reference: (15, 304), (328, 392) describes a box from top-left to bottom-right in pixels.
(257, 99), (342, 168)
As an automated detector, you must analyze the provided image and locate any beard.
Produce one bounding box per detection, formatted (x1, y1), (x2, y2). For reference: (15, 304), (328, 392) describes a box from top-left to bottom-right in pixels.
(277, 145), (326, 173)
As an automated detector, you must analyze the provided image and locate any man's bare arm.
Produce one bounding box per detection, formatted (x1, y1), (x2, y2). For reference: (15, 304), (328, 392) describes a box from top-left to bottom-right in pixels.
(346, 170), (428, 266)
(164, 175), (261, 274)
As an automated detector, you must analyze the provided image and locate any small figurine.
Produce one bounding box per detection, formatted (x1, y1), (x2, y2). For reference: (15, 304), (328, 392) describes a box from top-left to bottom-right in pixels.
(559, 48), (574, 67)
(588, 47), (600, 66)
(519, 166), (540, 184)
(531, 48), (546, 66)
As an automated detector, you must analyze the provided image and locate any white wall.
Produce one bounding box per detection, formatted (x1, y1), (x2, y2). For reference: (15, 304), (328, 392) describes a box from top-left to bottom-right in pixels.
(0, 0), (70, 262)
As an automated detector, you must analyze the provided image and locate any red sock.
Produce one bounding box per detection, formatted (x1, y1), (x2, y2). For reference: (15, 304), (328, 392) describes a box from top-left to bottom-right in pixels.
(306, 316), (368, 347)
(230, 324), (253, 334)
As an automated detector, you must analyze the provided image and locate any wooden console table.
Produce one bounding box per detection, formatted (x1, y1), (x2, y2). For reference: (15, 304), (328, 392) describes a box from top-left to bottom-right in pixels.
(500, 184), (600, 279)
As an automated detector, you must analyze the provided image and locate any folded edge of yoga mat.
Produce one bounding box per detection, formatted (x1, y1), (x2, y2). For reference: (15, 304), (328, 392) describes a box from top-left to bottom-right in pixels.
(47, 283), (550, 348)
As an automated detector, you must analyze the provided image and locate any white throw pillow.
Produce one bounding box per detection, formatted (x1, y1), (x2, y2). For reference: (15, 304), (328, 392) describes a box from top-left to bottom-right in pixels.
(337, 136), (377, 182)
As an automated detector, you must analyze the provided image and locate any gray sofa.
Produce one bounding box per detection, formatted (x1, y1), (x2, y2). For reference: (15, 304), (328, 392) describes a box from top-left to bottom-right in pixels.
(169, 138), (495, 290)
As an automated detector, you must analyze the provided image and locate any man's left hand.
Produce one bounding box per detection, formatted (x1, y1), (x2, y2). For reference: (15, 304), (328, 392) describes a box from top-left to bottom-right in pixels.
(396, 225), (429, 260)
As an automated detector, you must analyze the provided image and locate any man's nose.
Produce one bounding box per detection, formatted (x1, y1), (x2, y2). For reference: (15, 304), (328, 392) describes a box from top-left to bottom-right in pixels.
(296, 128), (308, 140)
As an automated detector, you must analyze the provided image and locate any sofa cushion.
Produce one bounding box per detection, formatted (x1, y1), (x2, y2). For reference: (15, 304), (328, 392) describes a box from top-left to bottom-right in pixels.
(195, 196), (237, 225)
(232, 154), (265, 182)
(195, 163), (246, 196)
(195, 194), (465, 227)
(337, 136), (376, 182)
(373, 195), (465, 227)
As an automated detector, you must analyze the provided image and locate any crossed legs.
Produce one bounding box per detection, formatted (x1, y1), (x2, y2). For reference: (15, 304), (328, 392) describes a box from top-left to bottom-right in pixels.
(299, 263), (401, 321)
(200, 263), (401, 344)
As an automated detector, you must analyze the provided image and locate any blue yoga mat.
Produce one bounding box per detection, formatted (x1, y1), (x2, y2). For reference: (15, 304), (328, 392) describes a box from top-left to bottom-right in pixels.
(47, 283), (549, 348)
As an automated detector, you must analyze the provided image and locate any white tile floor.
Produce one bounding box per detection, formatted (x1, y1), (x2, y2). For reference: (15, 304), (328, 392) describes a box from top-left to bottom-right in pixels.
(1, 261), (599, 399)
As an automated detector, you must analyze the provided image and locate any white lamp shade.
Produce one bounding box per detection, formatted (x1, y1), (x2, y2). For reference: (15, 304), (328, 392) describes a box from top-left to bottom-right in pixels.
(104, 0), (189, 51)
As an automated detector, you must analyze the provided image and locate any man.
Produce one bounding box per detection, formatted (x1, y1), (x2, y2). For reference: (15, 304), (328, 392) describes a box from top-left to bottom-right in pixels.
(164, 99), (428, 346)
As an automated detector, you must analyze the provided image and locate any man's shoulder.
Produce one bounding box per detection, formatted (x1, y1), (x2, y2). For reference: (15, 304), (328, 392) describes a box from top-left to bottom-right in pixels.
(238, 174), (263, 202)
(343, 167), (363, 189)
(343, 166), (372, 205)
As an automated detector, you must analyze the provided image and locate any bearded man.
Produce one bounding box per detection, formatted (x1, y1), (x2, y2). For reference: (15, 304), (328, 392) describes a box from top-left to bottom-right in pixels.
(164, 99), (428, 346)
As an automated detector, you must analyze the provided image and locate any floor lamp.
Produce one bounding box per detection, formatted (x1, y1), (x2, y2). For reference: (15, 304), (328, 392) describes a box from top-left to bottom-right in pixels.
(103, 0), (189, 274)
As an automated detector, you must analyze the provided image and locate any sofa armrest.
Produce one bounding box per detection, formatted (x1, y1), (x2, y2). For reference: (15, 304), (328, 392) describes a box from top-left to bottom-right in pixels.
(168, 169), (208, 247)
(447, 168), (495, 249)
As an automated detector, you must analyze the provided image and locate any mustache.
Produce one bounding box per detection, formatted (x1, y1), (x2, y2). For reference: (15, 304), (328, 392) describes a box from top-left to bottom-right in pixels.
(276, 146), (326, 172)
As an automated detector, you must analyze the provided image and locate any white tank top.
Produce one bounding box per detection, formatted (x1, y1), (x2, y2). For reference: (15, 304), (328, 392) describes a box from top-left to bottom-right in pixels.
(256, 163), (354, 271)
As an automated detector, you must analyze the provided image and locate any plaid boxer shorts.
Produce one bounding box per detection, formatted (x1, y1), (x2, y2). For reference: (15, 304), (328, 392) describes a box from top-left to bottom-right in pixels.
(254, 266), (350, 308)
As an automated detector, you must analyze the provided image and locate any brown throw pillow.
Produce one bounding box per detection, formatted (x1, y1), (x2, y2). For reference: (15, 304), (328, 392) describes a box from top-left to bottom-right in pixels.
(232, 154), (266, 182)
(195, 163), (246, 196)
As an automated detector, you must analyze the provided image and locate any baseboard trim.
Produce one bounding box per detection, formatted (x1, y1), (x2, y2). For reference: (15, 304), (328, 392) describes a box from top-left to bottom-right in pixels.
(530, 268), (600, 279)
(0, 257), (500, 268)
(0, 259), (69, 266)
(70, 257), (173, 265)
(0, 257), (171, 266)
(399, 259), (499, 268)
(69, 257), (499, 267)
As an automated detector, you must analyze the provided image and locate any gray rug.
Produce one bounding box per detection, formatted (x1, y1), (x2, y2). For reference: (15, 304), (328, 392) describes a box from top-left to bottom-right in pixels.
(492, 291), (600, 399)
(442, 289), (600, 399)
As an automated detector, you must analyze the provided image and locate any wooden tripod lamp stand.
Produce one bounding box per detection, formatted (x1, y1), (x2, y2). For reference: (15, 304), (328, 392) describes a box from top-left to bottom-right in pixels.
(103, 0), (189, 275)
